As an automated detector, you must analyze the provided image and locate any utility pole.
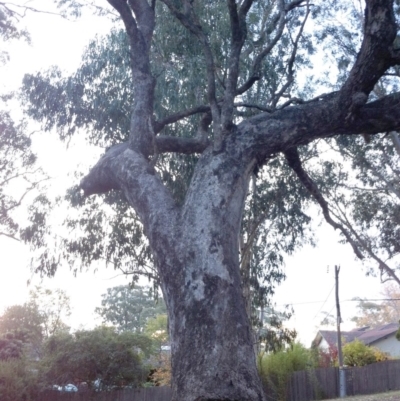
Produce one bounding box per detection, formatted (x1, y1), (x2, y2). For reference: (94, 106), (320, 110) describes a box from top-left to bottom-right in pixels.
(335, 265), (346, 398)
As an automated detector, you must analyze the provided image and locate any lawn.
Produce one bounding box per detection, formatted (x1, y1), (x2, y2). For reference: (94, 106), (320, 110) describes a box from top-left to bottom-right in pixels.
(328, 391), (400, 401)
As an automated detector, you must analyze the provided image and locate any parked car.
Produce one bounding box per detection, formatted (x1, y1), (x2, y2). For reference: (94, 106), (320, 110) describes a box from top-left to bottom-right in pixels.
(64, 384), (78, 392)
(52, 384), (78, 392)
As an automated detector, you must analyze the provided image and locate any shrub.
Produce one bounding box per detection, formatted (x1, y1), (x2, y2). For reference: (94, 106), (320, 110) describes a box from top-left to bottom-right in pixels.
(0, 358), (39, 401)
(342, 339), (387, 366)
(258, 343), (313, 401)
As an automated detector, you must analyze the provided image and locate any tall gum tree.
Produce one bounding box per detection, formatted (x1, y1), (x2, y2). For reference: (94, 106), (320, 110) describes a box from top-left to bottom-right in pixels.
(64, 0), (400, 400)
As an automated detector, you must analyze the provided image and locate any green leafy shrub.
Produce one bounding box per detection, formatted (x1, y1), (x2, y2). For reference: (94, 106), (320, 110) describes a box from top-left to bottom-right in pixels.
(0, 358), (39, 401)
(258, 343), (313, 401)
(343, 339), (388, 366)
(40, 326), (153, 388)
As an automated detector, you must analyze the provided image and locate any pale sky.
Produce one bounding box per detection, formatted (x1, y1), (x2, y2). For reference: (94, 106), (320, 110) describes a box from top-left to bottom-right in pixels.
(0, 1), (386, 346)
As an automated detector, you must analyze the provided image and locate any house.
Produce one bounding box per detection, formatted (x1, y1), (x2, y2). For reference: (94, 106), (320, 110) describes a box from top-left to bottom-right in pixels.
(312, 322), (400, 358)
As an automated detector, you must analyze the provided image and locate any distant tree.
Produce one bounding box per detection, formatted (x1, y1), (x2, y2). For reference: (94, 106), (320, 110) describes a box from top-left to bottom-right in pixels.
(28, 286), (71, 337)
(0, 333), (25, 360)
(95, 285), (166, 333)
(40, 326), (152, 388)
(145, 314), (169, 353)
(0, 303), (43, 355)
(351, 284), (400, 328)
(0, 287), (71, 357)
(257, 306), (297, 353)
(144, 313), (170, 384)
(149, 352), (171, 386)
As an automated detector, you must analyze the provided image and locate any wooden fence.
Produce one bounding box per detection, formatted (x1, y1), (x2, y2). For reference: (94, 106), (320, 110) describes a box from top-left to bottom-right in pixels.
(37, 386), (173, 401)
(285, 359), (400, 401)
(37, 360), (400, 401)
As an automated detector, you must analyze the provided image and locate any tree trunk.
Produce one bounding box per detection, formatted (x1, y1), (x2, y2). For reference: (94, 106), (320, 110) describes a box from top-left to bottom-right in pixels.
(154, 149), (265, 401)
(80, 3), (400, 398)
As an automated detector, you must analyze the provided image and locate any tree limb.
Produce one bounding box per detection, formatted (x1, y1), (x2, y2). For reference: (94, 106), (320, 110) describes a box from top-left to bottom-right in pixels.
(221, 0), (249, 133)
(154, 105), (210, 133)
(331, 201), (400, 286)
(339, 0), (397, 118)
(284, 147), (364, 259)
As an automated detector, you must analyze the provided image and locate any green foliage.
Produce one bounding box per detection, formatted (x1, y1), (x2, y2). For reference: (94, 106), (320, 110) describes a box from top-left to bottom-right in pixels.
(95, 285), (166, 333)
(29, 286), (71, 337)
(0, 332), (26, 360)
(16, 2), (400, 365)
(0, 303), (44, 356)
(145, 314), (169, 351)
(40, 326), (152, 388)
(0, 358), (39, 401)
(258, 343), (314, 401)
(0, 107), (46, 242)
(0, 3), (47, 243)
(0, 287), (71, 359)
(20, 9), (315, 327)
(343, 339), (388, 367)
(0, 3), (30, 65)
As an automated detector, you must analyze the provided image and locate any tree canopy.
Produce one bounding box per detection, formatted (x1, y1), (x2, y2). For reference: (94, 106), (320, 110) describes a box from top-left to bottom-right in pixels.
(14, 0), (400, 400)
(0, 287), (71, 358)
(95, 284), (166, 333)
(40, 326), (151, 388)
(351, 284), (400, 328)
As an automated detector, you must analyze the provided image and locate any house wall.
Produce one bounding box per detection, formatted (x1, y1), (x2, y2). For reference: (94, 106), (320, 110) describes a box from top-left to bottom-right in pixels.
(372, 335), (400, 358)
(318, 338), (331, 351)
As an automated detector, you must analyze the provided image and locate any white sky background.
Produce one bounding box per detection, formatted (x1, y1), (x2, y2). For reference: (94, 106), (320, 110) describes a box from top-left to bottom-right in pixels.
(0, 1), (386, 345)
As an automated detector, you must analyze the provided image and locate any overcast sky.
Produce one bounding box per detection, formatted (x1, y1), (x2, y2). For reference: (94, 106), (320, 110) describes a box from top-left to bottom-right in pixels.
(0, 1), (386, 346)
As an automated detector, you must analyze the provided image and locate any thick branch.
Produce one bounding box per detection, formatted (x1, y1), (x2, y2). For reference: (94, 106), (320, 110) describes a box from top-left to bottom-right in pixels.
(108, 0), (156, 157)
(80, 145), (177, 238)
(127, 0), (155, 45)
(339, 0), (397, 116)
(107, 0), (139, 43)
(154, 105), (210, 133)
(221, 0), (249, 133)
(284, 147), (364, 259)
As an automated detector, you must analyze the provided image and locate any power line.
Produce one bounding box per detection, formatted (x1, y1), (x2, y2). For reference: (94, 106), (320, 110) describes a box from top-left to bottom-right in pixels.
(312, 284), (335, 320)
(277, 298), (400, 307)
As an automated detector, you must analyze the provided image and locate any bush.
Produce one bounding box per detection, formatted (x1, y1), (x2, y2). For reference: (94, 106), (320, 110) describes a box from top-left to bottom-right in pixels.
(0, 358), (39, 401)
(343, 339), (388, 366)
(40, 326), (152, 388)
(258, 343), (313, 401)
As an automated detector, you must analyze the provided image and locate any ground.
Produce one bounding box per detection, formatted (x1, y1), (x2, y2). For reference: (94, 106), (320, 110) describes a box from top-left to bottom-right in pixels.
(329, 391), (400, 401)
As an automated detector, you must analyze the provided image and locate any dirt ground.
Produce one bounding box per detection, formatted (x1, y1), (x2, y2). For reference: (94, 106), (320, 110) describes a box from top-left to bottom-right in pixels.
(328, 391), (400, 401)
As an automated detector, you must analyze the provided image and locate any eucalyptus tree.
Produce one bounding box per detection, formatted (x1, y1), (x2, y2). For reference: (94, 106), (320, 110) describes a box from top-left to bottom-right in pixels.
(292, 1), (400, 286)
(22, 8), (310, 330)
(20, 1), (400, 400)
(0, 3), (48, 243)
(95, 284), (167, 333)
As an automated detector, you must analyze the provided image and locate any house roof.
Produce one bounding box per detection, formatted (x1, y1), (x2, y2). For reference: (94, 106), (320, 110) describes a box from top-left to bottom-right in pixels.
(357, 322), (399, 345)
(313, 323), (399, 348)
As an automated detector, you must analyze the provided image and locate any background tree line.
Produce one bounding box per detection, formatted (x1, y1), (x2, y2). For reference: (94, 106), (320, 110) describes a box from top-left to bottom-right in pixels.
(0, 284), (171, 401)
